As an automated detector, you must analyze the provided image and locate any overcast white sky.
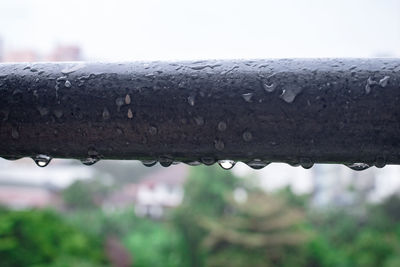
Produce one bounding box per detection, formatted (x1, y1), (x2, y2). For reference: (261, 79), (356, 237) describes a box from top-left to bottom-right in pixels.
(1, 0), (399, 60)
(1, 0), (400, 197)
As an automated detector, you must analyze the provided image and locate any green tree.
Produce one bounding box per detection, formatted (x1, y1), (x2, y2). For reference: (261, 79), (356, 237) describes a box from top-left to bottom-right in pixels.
(62, 179), (111, 209)
(0, 208), (107, 267)
(199, 192), (310, 267)
(171, 165), (239, 267)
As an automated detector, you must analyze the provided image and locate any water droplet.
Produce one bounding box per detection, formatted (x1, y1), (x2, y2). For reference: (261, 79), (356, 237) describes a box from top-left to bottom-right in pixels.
(201, 157), (216, 165)
(1, 109), (9, 122)
(365, 77), (378, 94)
(379, 76), (390, 88)
(12, 89), (23, 102)
(159, 156), (173, 167)
(53, 109), (63, 119)
(218, 160), (236, 170)
(61, 63), (85, 75)
(300, 158), (314, 169)
(32, 154), (52, 167)
(141, 159), (157, 167)
(189, 64), (221, 70)
(242, 93), (253, 102)
(81, 157), (99, 166)
(280, 87), (302, 103)
(263, 83), (276, 92)
(37, 106), (49, 116)
(375, 156), (386, 168)
(246, 159), (269, 169)
(115, 97), (125, 111)
(194, 116), (204, 126)
(116, 127), (124, 135)
(127, 108), (133, 119)
(102, 108), (110, 120)
(242, 131), (252, 142)
(214, 140), (225, 151)
(11, 127), (19, 139)
(87, 147), (99, 157)
(217, 121), (227, 132)
(64, 80), (71, 88)
(148, 126), (157, 135)
(185, 161), (201, 166)
(288, 160), (300, 167)
(188, 95), (195, 106)
(346, 163), (370, 171)
(2, 156), (21, 161)
(125, 94), (131, 104)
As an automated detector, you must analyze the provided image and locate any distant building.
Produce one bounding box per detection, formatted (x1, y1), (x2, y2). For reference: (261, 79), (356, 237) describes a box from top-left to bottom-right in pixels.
(0, 37), (3, 62)
(0, 183), (60, 210)
(103, 164), (188, 218)
(46, 45), (81, 61)
(0, 158), (95, 209)
(1, 44), (81, 62)
(311, 164), (376, 207)
(3, 49), (38, 62)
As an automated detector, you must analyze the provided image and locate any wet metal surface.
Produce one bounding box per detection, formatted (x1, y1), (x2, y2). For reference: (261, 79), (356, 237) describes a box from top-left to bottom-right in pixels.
(0, 59), (400, 169)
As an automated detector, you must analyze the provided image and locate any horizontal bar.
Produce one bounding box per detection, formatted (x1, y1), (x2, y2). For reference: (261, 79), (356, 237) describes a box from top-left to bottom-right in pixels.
(0, 59), (399, 169)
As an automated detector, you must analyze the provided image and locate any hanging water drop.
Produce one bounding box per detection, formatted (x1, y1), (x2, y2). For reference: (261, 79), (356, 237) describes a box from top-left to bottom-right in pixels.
(141, 159), (157, 167)
(345, 163), (370, 171)
(300, 158), (314, 169)
(246, 159), (269, 169)
(218, 160), (236, 170)
(81, 157), (100, 166)
(185, 161), (201, 166)
(159, 156), (173, 167)
(201, 157), (216, 165)
(32, 154), (52, 167)
(375, 156), (386, 168)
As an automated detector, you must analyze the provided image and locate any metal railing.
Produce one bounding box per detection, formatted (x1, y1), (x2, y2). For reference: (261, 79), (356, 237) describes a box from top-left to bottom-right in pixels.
(0, 59), (399, 169)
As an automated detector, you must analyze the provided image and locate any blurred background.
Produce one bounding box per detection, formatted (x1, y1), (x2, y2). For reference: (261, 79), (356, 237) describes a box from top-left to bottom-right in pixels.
(1, 0), (400, 266)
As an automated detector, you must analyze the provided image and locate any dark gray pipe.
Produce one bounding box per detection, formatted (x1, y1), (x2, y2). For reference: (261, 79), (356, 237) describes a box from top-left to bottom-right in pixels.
(0, 59), (399, 169)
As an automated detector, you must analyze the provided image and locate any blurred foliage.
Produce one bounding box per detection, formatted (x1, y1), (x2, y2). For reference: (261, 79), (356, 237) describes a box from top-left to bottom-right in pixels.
(123, 219), (186, 267)
(171, 165), (239, 267)
(4, 165), (400, 267)
(62, 179), (112, 209)
(199, 192), (309, 267)
(0, 208), (107, 267)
